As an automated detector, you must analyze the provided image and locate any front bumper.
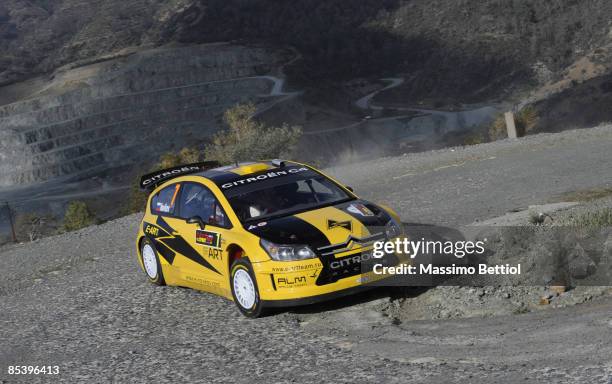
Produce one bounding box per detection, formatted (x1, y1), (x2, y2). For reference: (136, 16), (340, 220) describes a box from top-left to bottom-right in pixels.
(252, 252), (402, 302)
(261, 283), (375, 308)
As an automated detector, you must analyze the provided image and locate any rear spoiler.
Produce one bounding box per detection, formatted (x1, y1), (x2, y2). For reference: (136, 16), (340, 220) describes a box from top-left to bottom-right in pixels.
(139, 161), (220, 191)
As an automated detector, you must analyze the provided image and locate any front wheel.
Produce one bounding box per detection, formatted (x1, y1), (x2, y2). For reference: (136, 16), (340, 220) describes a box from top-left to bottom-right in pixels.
(230, 258), (265, 318)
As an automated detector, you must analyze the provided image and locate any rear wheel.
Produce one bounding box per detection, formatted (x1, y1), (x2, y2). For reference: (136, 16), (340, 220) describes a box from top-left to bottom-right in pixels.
(230, 258), (265, 318)
(140, 238), (165, 286)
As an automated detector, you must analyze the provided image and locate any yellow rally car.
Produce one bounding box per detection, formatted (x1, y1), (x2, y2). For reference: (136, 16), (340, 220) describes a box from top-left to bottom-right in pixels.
(136, 160), (403, 317)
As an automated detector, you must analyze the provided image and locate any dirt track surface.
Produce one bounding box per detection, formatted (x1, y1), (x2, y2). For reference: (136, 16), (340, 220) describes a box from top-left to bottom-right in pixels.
(1, 126), (612, 383)
(329, 125), (612, 226)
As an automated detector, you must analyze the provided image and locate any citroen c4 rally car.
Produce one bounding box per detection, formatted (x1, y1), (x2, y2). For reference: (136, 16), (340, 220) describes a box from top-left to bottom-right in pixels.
(136, 160), (403, 317)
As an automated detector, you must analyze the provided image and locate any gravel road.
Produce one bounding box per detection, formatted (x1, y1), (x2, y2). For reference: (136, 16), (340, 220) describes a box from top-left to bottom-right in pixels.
(1, 126), (611, 383)
(329, 125), (612, 226)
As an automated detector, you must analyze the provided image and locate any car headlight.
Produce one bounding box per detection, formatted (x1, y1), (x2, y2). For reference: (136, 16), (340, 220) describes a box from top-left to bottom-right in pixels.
(260, 239), (316, 261)
(385, 218), (403, 239)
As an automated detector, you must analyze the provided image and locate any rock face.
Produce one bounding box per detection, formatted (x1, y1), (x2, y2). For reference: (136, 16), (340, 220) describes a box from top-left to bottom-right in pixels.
(2, 0), (612, 189)
(0, 0), (195, 86)
(165, 0), (612, 103)
(0, 44), (286, 186)
(4, 0), (612, 100)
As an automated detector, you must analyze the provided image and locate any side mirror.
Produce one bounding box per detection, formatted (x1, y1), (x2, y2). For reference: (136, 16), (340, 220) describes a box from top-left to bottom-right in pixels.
(186, 216), (206, 229)
(345, 186), (354, 192)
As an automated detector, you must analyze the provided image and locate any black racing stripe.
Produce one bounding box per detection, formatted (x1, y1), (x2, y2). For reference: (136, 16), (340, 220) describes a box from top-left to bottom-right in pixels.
(155, 241), (176, 264)
(270, 274), (277, 291)
(155, 217), (221, 275)
(155, 216), (175, 234)
(143, 221), (175, 263)
(158, 236), (221, 275)
(247, 215), (331, 248)
(143, 221), (170, 238)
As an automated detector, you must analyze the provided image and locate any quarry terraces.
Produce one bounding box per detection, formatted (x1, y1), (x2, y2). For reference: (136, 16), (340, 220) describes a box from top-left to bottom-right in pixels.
(0, 44), (287, 187)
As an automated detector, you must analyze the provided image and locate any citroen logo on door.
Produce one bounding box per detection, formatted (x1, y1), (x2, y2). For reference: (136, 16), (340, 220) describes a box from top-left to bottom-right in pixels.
(327, 219), (352, 232)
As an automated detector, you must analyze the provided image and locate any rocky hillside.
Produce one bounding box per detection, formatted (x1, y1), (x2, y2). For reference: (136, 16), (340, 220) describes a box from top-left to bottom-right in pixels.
(1, 0), (612, 190)
(3, 0), (612, 104)
(0, 44), (287, 186)
(0, 0), (185, 86)
(167, 0), (612, 103)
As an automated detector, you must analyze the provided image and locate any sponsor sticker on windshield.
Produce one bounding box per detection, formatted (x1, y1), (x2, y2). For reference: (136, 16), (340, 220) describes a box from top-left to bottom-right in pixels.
(156, 203), (171, 213)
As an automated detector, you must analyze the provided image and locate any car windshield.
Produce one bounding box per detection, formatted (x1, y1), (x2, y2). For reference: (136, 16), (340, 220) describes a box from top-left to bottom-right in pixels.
(222, 168), (353, 223)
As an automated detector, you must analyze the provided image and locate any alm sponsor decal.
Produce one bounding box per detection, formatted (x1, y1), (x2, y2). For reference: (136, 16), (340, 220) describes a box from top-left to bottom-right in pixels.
(221, 167), (309, 189)
(276, 276), (307, 287)
(275, 270), (320, 288)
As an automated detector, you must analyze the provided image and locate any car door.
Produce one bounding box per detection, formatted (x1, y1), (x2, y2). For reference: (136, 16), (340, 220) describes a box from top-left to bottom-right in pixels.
(146, 182), (201, 269)
(174, 182), (231, 292)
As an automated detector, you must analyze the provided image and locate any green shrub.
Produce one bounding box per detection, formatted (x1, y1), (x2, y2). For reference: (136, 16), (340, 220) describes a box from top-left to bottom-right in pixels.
(63, 201), (96, 231)
(205, 103), (302, 165)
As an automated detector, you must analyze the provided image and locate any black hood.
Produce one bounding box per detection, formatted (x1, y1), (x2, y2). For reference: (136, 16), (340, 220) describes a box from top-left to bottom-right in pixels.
(245, 199), (391, 247)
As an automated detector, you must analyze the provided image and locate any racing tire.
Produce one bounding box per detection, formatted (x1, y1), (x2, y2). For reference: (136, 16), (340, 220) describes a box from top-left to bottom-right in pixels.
(140, 238), (166, 286)
(230, 258), (265, 318)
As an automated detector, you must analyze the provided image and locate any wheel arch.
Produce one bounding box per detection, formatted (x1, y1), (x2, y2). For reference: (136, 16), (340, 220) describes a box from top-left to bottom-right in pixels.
(226, 243), (245, 274)
(137, 235), (147, 255)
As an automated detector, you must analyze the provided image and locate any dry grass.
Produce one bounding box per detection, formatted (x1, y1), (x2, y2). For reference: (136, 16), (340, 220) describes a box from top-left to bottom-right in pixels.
(550, 188), (612, 203)
(462, 133), (486, 146)
(559, 208), (612, 228)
